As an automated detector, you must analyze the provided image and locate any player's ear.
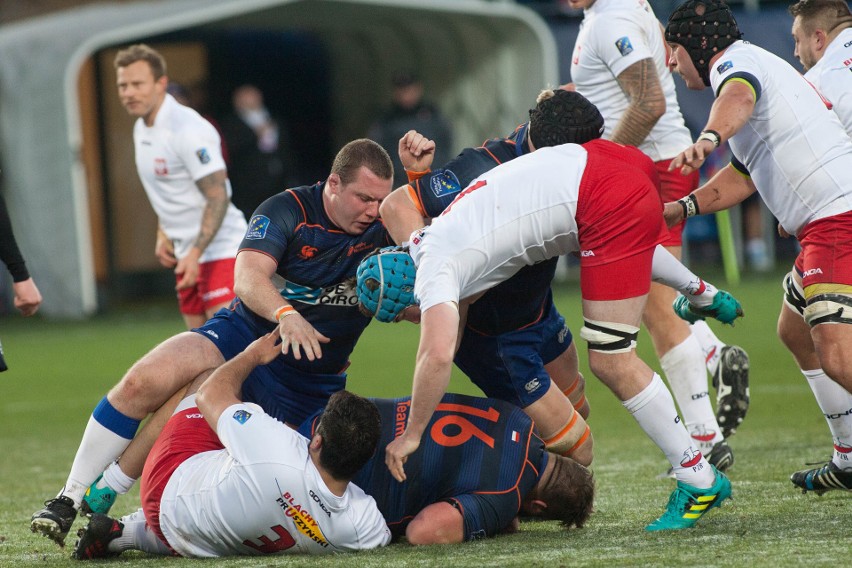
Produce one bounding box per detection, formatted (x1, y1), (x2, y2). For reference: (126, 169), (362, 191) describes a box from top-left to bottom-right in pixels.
(327, 173), (341, 194)
(309, 434), (323, 452)
(525, 499), (548, 516)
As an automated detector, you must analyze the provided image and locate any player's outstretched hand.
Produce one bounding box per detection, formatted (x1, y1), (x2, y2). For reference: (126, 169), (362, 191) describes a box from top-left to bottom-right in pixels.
(277, 310), (330, 361)
(669, 139), (714, 176)
(385, 431), (421, 483)
(398, 130), (436, 174)
(245, 332), (283, 366)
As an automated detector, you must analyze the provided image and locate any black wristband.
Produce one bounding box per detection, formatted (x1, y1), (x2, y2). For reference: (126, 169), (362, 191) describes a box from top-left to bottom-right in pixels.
(697, 129), (721, 148)
(677, 194), (700, 219)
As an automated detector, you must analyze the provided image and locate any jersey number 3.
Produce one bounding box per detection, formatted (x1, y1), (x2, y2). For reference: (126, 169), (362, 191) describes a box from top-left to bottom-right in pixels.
(243, 525), (296, 553)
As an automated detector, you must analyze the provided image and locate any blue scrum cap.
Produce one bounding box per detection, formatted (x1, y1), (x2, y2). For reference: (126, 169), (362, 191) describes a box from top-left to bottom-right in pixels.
(356, 246), (417, 323)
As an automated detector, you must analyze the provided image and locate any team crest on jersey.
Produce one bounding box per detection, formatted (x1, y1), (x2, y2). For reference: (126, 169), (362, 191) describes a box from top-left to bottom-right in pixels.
(196, 148), (211, 164)
(615, 37), (634, 56)
(717, 60), (734, 74)
(233, 409), (252, 424)
(299, 245), (318, 260)
(430, 170), (462, 198)
(246, 215), (271, 240)
(154, 158), (168, 176)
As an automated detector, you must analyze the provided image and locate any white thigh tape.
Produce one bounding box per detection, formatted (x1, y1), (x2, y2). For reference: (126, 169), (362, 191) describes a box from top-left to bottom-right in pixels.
(580, 319), (639, 354)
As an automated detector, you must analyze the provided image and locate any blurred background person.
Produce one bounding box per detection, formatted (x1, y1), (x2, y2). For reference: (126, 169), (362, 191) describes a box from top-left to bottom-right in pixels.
(0, 185), (43, 371)
(221, 84), (297, 219)
(368, 71), (453, 189)
(114, 44), (247, 330)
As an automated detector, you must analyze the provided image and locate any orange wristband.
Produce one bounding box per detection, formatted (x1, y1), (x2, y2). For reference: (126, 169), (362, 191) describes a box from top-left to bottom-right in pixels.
(406, 168), (430, 182)
(273, 305), (296, 321)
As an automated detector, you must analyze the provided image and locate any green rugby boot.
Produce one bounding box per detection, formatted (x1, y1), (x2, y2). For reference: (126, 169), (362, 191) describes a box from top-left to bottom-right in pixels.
(646, 466), (732, 531)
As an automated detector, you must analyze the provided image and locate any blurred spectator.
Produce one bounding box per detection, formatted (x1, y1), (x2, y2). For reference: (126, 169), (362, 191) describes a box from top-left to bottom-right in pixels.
(368, 71), (453, 188)
(220, 84), (296, 219)
(743, 195), (773, 272)
(0, 187), (43, 371)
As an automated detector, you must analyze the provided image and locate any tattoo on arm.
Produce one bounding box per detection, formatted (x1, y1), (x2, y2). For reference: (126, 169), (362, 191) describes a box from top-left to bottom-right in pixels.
(611, 58), (666, 148)
(194, 170), (229, 253)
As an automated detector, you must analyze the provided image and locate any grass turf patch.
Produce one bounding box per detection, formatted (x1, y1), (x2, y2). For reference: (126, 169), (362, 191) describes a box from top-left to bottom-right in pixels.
(1, 268), (847, 566)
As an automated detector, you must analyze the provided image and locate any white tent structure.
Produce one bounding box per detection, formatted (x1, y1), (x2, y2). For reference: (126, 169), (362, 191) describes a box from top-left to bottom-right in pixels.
(0, 0), (558, 318)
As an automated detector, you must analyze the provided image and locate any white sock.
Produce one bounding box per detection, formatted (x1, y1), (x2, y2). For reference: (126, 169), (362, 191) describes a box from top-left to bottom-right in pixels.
(690, 320), (726, 376)
(660, 335), (724, 452)
(802, 368), (852, 469)
(111, 508), (172, 555)
(622, 373), (715, 488)
(61, 417), (135, 507)
(650, 246), (717, 307)
(102, 461), (136, 495)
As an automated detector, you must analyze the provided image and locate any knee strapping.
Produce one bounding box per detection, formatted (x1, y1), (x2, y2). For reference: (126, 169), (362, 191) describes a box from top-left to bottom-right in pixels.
(562, 372), (588, 412)
(804, 293), (852, 326)
(580, 319), (639, 354)
(544, 410), (592, 463)
(782, 271), (806, 316)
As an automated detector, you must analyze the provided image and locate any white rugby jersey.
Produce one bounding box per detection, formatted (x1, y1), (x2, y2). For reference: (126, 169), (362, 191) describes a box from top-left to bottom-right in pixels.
(133, 94), (247, 261)
(570, 0), (692, 161)
(409, 144), (586, 312)
(158, 403), (391, 557)
(710, 41), (852, 236)
(805, 28), (852, 134)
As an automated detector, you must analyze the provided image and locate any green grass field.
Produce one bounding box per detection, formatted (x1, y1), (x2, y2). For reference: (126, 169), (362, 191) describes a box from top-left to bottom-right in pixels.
(0, 267), (846, 567)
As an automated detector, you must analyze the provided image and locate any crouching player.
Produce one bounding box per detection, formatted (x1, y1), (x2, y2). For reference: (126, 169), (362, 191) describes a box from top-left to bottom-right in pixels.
(74, 333), (390, 559)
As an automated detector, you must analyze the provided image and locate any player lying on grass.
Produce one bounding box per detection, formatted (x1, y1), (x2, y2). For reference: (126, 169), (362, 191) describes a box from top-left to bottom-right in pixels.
(75, 332), (390, 559)
(72, 335), (594, 559)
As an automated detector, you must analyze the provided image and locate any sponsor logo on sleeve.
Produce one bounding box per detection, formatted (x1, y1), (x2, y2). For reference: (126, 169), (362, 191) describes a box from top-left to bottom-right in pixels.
(233, 409), (252, 424)
(615, 36), (634, 56)
(717, 60), (734, 74)
(430, 170), (462, 198)
(246, 215), (271, 240)
(196, 148), (211, 164)
(411, 228), (426, 246)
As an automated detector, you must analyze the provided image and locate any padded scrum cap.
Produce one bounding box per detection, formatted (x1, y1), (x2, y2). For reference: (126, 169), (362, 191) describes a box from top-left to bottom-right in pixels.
(665, 0), (743, 86)
(529, 90), (605, 148)
(356, 246), (417, 323)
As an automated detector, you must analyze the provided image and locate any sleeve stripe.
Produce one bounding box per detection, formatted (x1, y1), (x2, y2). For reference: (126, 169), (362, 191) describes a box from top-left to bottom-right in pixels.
(729, 156), (751, 178)
(407, 184), (428, 218)
(717, 72), (761, 102)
